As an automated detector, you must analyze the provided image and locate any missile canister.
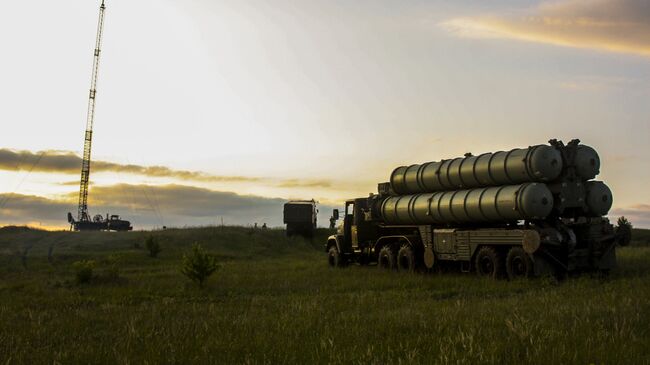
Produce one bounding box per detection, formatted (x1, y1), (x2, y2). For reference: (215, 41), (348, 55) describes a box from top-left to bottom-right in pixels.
(390, 145), (563, 195)
(380, 183), (553, 225)
(585, 181), (612, 216)
(575, 145), (600, 180)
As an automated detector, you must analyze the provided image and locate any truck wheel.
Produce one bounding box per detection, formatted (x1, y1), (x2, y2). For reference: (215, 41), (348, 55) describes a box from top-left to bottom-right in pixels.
(328, 246), (344, 268)
(397, 246), (416, 272)
(506, 247), (534, 280)
(378, 246), (396, 270)
(475, 246), (504, 279)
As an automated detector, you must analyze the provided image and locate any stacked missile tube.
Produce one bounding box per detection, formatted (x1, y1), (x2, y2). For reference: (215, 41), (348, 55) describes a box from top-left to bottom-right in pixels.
(379, 141), (613, 225)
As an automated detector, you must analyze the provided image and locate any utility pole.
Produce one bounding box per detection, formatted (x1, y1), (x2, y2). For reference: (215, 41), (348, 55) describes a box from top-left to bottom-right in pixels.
(77, 0), (106, 222)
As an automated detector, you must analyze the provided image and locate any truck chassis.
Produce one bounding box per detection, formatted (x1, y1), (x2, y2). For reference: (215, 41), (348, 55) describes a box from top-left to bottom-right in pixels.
(326, 199), (623, 279)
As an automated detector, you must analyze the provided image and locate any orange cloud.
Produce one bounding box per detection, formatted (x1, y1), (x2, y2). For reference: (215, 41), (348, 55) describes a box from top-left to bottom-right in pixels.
(0, 148), (261, 183)
(441, 0), (650, 57)
(0, 148), (335, 189)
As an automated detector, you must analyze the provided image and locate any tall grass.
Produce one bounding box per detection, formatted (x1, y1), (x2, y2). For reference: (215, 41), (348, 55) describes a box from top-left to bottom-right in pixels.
(0, 227), (648, 364)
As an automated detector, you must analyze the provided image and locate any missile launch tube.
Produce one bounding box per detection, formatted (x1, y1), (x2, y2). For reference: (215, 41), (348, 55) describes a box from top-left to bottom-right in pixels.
(380, 183), (553, 225)
(575, 145), (600, 180)
(390, 145), (563, 195)
(585, 181), (612, 216)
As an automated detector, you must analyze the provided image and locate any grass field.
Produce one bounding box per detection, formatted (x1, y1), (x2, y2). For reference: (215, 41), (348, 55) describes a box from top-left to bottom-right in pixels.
(1, 226), (649, 364)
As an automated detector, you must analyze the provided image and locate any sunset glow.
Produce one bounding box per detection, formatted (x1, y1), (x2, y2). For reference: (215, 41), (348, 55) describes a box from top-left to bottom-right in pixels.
(1, 0), (649, 229)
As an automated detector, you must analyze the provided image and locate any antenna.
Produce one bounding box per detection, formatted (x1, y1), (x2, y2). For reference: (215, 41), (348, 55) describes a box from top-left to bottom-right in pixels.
(67, 1), (132, 232)
(77, 0), (106, 222)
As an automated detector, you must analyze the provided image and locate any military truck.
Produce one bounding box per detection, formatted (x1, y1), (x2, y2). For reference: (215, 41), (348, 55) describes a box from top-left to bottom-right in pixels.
(284, 200), (318, 237)
(326, 139), (631, 279)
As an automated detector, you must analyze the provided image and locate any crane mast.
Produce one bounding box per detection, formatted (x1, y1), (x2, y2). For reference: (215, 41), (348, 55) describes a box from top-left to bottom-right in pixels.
(67, 0), (132, 231)
(77, 0), (106, 222)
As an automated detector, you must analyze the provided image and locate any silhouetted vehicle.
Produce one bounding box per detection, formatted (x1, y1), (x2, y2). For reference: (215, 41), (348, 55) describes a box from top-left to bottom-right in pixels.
(68, 213), (132, 232)
(326, 139), (631, 279)
(284, 200), (318, 238)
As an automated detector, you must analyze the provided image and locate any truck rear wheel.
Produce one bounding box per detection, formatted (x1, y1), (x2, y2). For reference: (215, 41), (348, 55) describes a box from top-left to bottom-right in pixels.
(475, 246), (504, 279)
(328, 246), (345, 268)
(378, 246), (396, 270)
(506, 247), (534, 280)
(397, 246), (416, 272)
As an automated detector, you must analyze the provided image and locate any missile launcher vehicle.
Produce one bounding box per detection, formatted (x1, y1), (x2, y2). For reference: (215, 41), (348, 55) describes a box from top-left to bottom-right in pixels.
(326, 139), (631, 279)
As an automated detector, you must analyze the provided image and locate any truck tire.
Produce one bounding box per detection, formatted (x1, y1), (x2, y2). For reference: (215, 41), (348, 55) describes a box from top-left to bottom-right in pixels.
(475, 246), (504, 279)
(328, 246), (345, 268)
(378, 246), (397, 270)
(397, 246), (416, 272)
(506, 247), (534, 280)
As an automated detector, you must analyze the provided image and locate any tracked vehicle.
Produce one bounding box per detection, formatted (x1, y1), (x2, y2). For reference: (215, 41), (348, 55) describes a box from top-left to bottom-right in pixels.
(326, 139), (631, 279)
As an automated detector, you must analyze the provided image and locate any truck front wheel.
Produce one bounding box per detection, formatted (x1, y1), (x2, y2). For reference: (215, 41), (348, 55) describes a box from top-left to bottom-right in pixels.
(378, 246), (397, 270)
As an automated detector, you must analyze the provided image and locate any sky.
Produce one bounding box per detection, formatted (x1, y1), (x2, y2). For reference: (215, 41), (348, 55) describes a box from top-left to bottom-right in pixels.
(0, 0), (649, 229)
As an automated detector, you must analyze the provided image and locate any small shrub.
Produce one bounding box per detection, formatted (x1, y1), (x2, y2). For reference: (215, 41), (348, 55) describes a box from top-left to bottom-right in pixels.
(617, 216), (633, 246)
(72, 260), (96, 284)
(618, 216), (632, 229)
(145, 236), (162, 258)
(181, 243), (220, 288)
(104, 255), (121, 281)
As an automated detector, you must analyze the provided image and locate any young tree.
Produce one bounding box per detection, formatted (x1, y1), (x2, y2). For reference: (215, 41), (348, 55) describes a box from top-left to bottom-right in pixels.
(145, 235), (162, 258)
(73, 260), (96, 284)
(181, 243), (219, 288)
(616, 216), (633, 246)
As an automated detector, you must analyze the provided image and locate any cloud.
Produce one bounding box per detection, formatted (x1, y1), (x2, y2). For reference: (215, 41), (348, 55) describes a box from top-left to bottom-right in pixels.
(276, 179), (333, 189)
(0, 149), (79, 173)
(556, 75), (636, 91)
(3, 185), (645, 229)
(610, 204), (650, 228)
(440, 0), (650, 57)
(0, 148), (260, 183)
(0, 184), (339, 229)
(0, 193), (73, 222)
(0, 148), (333, 189)
(59, 180), (92, 186)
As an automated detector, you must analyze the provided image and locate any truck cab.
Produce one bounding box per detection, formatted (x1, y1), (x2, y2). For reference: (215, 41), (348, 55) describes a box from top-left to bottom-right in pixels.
(107, 214), (133, 231)
(327, 197), (384, 266)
